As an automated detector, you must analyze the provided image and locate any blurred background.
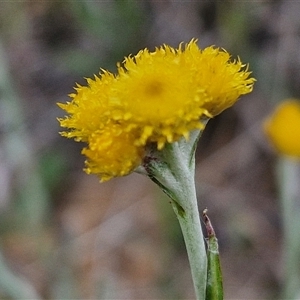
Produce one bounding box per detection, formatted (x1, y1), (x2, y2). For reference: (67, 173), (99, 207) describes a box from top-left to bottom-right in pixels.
(0, 1), (299, 299)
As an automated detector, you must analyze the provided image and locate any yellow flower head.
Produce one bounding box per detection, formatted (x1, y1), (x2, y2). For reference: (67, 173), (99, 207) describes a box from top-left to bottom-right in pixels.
(264, 99), (300, 158)
(182, 42), (255, 116)
(58, 39), (255, 181)
(82, 125), (145, 182)
(57, 71), (119, 142)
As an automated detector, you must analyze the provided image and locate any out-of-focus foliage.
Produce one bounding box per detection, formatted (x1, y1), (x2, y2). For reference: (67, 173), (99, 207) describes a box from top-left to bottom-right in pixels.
(0, 1), (299, 299)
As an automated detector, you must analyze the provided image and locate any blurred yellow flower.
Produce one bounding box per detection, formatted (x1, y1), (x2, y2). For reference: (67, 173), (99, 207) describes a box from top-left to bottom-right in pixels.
(264, 99), (300, 158)
(58, 39), (255, 181)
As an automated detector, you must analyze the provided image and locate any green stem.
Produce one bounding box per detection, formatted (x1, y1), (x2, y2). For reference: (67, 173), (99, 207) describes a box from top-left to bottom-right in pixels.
(171, 188), (207, 300)
(278, 157), (300, 299)
(143, 129), (208, 299)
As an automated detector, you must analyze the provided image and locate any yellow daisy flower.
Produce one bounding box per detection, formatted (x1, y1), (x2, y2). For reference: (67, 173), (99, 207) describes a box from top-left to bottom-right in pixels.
(58, 39), (255, 181)
(115, 43), (208, 148)
(264, 99), (300, 158)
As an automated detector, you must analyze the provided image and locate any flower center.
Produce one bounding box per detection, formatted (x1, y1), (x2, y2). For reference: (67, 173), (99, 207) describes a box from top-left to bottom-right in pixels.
(144, 80), (164, 97)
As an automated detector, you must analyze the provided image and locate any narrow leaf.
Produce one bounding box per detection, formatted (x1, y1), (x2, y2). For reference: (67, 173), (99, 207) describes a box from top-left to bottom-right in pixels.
(203, 209), (224, 300)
